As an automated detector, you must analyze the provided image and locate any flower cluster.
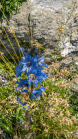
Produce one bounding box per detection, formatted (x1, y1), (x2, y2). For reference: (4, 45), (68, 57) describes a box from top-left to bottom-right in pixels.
(15, 47), (48, 110)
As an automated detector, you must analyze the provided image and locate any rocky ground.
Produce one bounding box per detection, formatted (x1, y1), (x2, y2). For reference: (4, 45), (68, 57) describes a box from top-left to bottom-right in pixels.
(0, 0), (78, 90)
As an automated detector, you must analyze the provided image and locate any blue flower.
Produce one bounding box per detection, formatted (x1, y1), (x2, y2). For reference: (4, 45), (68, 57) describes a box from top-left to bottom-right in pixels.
(20, 47), (27, 55)
(28, 70), (48, 88)
(17, 96), (26, 106)
(18, 120), (22, 125)
(30, 86), (46, 100)
(15, 65), (25, 77)
(16, 79), (29, 93)
(20, 54), (39, 73)
(32, 54), (48, 68)
(20, 46), (39, 56)
(15, 50), (48, 77)
(17, 96), (30, 111)
(16, 46), (48, 110)
(33, 54), (48, 68)
(28, 46), (39, 56)
(38, 55), (48, 68)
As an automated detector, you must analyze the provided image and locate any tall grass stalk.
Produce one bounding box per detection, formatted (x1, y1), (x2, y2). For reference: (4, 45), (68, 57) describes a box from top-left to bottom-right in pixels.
(0, 9), (23, 58)
(0, 64), (11, 81)
(0, 52), (16, 77)
(0, 39), (17, 64)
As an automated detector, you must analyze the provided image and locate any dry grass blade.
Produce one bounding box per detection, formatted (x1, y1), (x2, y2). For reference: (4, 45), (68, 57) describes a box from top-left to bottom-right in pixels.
(0, 52), (16, 77)
(0, 9), (24, 58)
(0, 39), (17, 64)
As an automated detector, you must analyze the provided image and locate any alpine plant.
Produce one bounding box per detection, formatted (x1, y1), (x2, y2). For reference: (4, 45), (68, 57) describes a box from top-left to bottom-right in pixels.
(15, 46), (48, 117)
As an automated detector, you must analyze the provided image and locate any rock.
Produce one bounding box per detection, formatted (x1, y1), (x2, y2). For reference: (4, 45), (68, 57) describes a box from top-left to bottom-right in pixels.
(64, 36), (69, 44)
(58, 36), (78, 57)
(0, 0), (78, 58)
(0, 74), (8, 86)
(59, 51), (78, 66)
(69, 78), (78, 92)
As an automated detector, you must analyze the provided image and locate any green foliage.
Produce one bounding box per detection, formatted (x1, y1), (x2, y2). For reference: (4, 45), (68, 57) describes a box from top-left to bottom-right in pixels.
(69, 90), (78, 114)
(0, 0), (27, 19)
(0, 83), (27, 138)
(35, 133), (48, 139)
(0, 114), (14, 137)
(48, 53), (64, 62)
(0, 69), (3, 74)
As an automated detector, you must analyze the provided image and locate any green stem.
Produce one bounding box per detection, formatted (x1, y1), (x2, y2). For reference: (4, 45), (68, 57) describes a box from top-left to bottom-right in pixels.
(55, 31), (61, 57)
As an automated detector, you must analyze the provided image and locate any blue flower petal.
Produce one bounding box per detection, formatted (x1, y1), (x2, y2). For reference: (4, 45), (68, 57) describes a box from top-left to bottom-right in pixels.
(20, 47), (27, 54)
(39, 86), (46, 91)
(38, 56), (44, 64)
(20, 56), (26, 65)
(15, 65), (23, 77)
(18, 120), (22, 125)
(16, 79), (29, 93)
(41, 62), (48, 68)
(33, 81), (37, 88)
(17, 96), (21, 102)
(30, 118), (32, 123)
(17, 96), (26, 106)
(30, 94), (40, 100)
(22, 64), (27, 71)
(38, 79), (43, 84)
(30, 86), (46, 100)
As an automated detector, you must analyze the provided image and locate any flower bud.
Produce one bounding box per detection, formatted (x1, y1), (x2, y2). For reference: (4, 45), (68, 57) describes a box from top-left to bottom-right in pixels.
(12, 78), (17, 84)
(13, 135), (19, 139)
(44, 128), (48, 134)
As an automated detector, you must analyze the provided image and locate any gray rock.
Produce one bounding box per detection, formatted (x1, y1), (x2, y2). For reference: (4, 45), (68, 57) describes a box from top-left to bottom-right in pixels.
(69, 78), (78, 91)
(64, 36), (70, 44)
(0, 0), (78, 57)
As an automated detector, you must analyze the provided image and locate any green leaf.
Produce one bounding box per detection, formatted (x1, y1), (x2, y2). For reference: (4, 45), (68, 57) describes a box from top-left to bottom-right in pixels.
(9, 12), (12, 18)
(0, 122), (14, 137)
(35, 133), (47, 139)
(25, 132), (33, 138)
(6, 5), (9, 12)
(0, 69), (3, 74)
(31, 125), (36, 131)
(47, 53), (53, 57)
(14, 2), (18, 7)
(11, 2), (14, 7)
(19, 109), (22, 116)
(6, 1), (10, 4)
